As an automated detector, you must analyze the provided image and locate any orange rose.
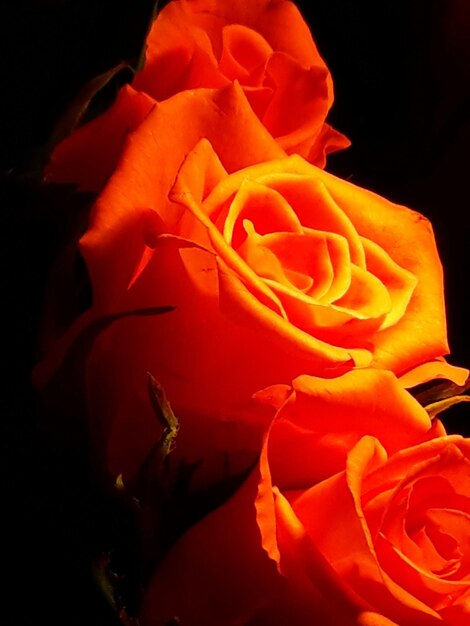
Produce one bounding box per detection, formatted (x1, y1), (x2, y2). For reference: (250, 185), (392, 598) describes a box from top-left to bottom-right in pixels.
(287, 438), (470, 625)
(140, 370), (468, 626)
(133, 0), (349, 166)
(45, 0), (348, 191)
(36, 83), (463, 486)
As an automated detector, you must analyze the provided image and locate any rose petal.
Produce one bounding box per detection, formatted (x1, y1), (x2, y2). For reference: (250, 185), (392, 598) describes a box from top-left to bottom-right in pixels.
(356, 612), (401, 626)
(262, 52), (329, 154)
(307, 122), (351, 168)
(216, 257), (369, 368)
(369, 444), (470, 604)
(269, 370), (433, 487)
(376, 533), (470, 609)
(254, 230), (345, 299)
(219, 24), (273, 82)
(133, 0), (347, 165)
(273, 155), (449, 373)
(332, 264), (392, 321)
(139, 468), (281, 626)
(360, 237), (417, 330)
(45, 85), (155, 192)
(398, 360), (469, 388)
(81, 83), (285, 312)
(133, 1), (226, 99)
(272, 487), (368, 624)
(257, 172), (366, 267)
(291, 437), (444, 622)
(257, 432), (369, 624)
(223, 179), (303, 247)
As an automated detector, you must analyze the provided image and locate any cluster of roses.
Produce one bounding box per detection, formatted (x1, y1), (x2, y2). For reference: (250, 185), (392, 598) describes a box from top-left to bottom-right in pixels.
(38, 1), (470, 625)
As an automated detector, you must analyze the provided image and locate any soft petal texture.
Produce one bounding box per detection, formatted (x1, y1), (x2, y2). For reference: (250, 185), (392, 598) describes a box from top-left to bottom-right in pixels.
(290, 435), (470, 625)
(141, 373), (465, 625)
(45, 0), (348, 193)
(140, 468), (283, 626)
(84, 132), (450, 486)
(132, 0), (349, 166)
(171, 147), (451, 376)
(140, 462), (362, 626)
(38, 83), (460, 490)
(264, 369), (435, 487)
(398, 360), (469, 389)
(45, 86), (155, 192)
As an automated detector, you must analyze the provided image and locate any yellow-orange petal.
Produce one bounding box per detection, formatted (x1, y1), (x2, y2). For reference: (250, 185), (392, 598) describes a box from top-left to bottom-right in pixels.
(257, 230), (339, 299)
(398, 360), (469, 388)
(258, 172), (366, 267)
(216, 257), (370, 368)
(356, 612), (400, 626)
(361, 237), (417, 329)
(292, 158), (449, 373)
(223, 179), (303, 247)
(332, 264), (392, 321)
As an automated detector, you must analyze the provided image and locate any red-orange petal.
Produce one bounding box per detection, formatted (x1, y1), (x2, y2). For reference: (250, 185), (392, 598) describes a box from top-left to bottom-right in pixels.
(45, 86), (155, 192)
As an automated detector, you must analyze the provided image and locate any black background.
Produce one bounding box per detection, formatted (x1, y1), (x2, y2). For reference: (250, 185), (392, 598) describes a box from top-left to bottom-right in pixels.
(2, 1), (469, 624)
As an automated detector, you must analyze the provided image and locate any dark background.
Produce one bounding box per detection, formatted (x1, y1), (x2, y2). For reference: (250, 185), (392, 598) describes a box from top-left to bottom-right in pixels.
(2, 1), (469, 624)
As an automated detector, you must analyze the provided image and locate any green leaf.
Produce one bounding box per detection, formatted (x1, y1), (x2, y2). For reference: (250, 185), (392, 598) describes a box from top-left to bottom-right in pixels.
(425, 395), (470, 419)
(412, 375), (470, 409)
(92, 553), (141, 626)
(46, 0), (160, 154)
(147, 373), (180, 461)
(134, 0), (161, 73)
(48, 62), (130, 149)
(92, 553), (118, 613)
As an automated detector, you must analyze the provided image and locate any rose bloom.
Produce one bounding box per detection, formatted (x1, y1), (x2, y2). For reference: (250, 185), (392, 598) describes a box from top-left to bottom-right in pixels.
(37, 83), (465, 486)
(140, 370), (470, 626)
(46, 0), (348, 192)
(133, 0), (349, 166)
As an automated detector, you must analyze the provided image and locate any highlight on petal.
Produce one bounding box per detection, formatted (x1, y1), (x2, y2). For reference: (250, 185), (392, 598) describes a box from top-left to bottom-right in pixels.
(265, 369), (433, 488)
(332, 264), (392, 321)
(216, 256), (369, 369)
(399, 360), (469, 389)
(171, 144), (454, 378)
(300, 162), (449, 373)
(356, 611), (400, 626)
(257, 172), (366, 266)
(222, 179), (304, 247)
